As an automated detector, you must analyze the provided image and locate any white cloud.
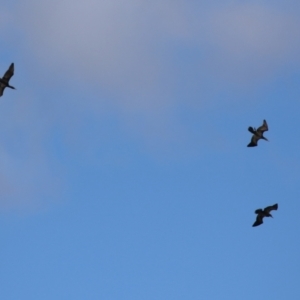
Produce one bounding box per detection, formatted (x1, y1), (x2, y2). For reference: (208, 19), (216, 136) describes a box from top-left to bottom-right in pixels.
(16, 0), (181, 110)
(0, 2), (299, 211)
(8, 1), (298, 102)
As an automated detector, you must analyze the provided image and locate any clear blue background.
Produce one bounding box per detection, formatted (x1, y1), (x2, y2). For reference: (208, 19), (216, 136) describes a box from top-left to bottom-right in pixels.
(1, 1), (300, 299)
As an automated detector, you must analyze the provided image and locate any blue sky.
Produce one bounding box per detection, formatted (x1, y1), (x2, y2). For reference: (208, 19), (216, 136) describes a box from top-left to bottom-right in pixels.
(1, 1), (300, 299)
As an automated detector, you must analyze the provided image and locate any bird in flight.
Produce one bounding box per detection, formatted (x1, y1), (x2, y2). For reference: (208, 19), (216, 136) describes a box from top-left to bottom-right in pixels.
(252, 203), (278, 227)
(0, 63), (15, 97)
(247, 119), (268, 147)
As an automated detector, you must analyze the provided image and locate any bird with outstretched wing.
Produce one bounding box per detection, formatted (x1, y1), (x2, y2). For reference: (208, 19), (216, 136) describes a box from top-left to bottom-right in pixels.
(0, 63), (15, 97)
(247, 119), (268, 147)
(252, 203), (278, 227)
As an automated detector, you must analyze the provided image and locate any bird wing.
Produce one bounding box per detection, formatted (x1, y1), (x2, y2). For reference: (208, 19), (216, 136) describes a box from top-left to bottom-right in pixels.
(1, 63), (14, 84)
(255, 209), (263, 214)
(257, 120), (268, 133)
(247, 134), (259, 147)
(252, 214), (263, 227)
(0, 83), (5, 97)
(264, 203), (278, 214)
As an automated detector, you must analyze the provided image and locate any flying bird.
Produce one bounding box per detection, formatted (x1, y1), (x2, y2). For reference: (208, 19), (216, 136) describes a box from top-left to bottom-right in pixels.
(247, 119), (268, 147)
(252, 203), (278, 227)
(0, 63), (15, 97)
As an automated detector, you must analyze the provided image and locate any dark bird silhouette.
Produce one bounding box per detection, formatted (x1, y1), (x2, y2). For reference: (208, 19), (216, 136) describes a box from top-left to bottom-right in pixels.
(252, 203), (278, 227)
(0, 63), (15, 97)
(247, 119), (268, 147)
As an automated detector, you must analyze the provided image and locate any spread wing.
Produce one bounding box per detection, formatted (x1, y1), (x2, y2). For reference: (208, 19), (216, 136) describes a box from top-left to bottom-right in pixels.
(0, 83), (6, 97)
(264, 203), (278, 214)
(257, 120), (268, 134)
(247, 134), (259, 147)
(253, 214), (263, 227)
(1, 63), (14, 84)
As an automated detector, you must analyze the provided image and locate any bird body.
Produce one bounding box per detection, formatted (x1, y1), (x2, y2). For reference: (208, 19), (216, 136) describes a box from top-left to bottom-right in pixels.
(247, 120), (268, 147)
(252, 203), (278, 227)
(0, 63), (15, 97)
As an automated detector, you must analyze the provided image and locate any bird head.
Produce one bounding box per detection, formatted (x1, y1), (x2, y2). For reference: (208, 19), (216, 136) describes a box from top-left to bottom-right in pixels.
(248, 127), (256, 134)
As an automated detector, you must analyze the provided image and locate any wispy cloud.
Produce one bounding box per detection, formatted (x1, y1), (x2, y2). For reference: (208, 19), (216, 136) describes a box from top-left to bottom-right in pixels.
(0, 1), (299, 211)
(7, 1), (298, 105)
(205, 4), (300, 82)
